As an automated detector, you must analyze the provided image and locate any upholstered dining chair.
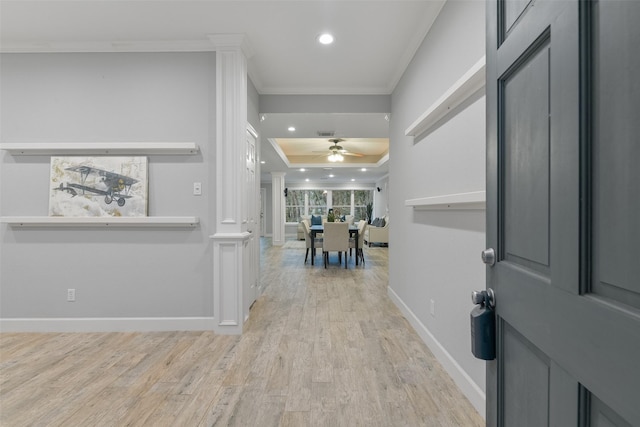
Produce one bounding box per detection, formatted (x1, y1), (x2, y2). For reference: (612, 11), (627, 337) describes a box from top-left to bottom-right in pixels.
(349, 220), (367, 266)
(322, 221), (349, 269)
(303, 220), (323, 264)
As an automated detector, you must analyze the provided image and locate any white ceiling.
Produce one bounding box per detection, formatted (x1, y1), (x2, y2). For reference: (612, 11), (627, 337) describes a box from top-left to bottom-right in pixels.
(0, 0), (446, 184)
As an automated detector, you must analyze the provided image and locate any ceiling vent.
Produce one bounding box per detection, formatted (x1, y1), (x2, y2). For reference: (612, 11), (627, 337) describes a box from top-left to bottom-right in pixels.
(317, 131), (335, 137)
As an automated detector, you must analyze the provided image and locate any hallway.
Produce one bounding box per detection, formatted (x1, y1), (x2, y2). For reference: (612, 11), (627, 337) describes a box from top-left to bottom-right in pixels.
(0, 238), (483, 426)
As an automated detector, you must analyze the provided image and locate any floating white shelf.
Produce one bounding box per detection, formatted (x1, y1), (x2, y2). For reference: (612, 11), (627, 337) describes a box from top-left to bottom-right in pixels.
(1, 216), (200, 227)
(405, 56), (486, 138)
(405, 191), (486, 210)
(0, 142), (199, 155)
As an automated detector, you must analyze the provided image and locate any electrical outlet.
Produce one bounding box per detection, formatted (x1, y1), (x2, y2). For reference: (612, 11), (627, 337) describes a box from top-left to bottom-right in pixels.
(193, 182), (202, 196)
(430, 299), (435, 317)
(67, 288), (76, 302)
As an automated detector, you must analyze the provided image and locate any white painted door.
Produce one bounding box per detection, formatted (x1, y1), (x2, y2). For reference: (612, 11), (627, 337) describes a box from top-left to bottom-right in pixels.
(244, 125), (259, 321)
(260, 187), (266, 237)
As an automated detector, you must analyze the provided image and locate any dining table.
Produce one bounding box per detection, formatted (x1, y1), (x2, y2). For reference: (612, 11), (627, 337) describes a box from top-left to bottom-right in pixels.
(309, 224), (360, 266)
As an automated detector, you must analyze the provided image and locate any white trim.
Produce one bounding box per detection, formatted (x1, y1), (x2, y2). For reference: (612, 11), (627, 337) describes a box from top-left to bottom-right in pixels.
(405, 191), (486, 210)
(0, 142), (199, 155)
(208, 34), (254, 58)
(246, 123), (259, 139)
(376, 152), (390, 167)
(0, 317), (216, 333)
(0, 40), (216, 54)
(1, 216), (199, 227)
(387, 286), (486, 419)
(287, 162), (383, 170)
(268, 138), (292, 167)
(209, 231), (252, 240)
(405, 56), (486, 138)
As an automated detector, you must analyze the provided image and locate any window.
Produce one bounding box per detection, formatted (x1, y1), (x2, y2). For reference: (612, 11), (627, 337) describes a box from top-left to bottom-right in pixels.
(354, 190), (373, 222)
(285, 189), (305, 222)
(284, 188), (373, 222)
(308, 190), (327, 216)
(332, 190), (351, 218)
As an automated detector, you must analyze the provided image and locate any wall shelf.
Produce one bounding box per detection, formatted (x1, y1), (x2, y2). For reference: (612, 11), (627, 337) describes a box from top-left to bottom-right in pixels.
(0, 142), (200, 156)
(405, 191), (485, 210)
(1, 216), (200, 227)
(405, 56), (486, 138)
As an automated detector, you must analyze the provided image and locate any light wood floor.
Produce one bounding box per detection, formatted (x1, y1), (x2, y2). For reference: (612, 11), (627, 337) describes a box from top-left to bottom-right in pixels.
(0, 238), (484, 426)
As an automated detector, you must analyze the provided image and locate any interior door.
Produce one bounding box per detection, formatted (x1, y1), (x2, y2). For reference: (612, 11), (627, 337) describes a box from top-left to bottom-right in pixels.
(244, 125), (259, 321)
(486, 1), (640, 425)
(260, 187), (266, 237)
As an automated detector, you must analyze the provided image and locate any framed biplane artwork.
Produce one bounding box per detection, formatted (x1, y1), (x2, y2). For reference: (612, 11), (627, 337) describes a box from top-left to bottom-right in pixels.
(49, 156), (149, 217)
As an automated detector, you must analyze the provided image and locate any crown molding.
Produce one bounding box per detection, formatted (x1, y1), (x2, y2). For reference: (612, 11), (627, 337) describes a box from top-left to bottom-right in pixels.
(268, 138), (292, 168)
(256, 85), (392, 96)
(1, 35), (255, 56)
(0, 39), (216, 53)
(208, 34), (254, 58)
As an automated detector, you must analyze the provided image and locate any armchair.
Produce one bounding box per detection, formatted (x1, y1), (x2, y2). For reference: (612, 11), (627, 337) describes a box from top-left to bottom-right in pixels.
(363, 215), (389, 247)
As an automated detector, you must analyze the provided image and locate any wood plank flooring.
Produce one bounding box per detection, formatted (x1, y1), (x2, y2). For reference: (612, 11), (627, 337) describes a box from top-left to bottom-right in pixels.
(0, 238), (484, 426)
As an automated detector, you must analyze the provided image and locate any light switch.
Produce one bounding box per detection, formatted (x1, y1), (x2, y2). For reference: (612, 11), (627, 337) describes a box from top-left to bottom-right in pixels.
(193, 182), (202, 196)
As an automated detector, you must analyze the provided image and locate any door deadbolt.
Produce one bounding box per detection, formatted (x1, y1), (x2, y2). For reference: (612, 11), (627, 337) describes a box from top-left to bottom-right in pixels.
(470, 288), (496, 360)
(471, 288), (495, 309)
(481, 248), (496, 266)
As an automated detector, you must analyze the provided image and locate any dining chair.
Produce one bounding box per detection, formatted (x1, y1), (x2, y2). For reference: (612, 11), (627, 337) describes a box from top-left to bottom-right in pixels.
(302, 220), (323, 264)
(350, 220), (367, 265)
(322, 221), (349, 269)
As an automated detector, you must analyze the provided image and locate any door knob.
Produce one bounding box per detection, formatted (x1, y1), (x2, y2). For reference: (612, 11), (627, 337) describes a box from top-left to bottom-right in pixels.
(481, 248), (496, 266)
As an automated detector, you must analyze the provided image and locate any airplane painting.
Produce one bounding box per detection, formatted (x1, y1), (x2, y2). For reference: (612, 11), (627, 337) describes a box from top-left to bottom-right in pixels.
(57, 165), (139, 207)
(49, 156), (148, 217)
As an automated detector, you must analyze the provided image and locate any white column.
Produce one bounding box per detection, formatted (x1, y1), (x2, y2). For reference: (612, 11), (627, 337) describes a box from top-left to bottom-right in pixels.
(271, 172), (286, 246)
(209, 34), (252, 335)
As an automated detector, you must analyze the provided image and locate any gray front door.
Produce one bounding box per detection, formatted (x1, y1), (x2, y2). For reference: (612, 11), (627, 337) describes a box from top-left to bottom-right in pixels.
(486, 1), (640, 425)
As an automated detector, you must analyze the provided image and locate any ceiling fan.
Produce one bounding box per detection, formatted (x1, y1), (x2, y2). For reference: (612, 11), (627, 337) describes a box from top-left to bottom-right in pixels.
(314, 138), (364, 162)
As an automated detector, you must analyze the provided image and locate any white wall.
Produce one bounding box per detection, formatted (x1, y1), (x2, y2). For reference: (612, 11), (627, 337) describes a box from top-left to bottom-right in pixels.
(248, 78), (260, 129)
(375, 176), (389, 218)
(388, 0), (487, 416)
(0, 52), (217, 329)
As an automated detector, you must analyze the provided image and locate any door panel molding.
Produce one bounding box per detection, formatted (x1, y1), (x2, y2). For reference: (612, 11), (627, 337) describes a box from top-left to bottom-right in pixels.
(498, 319), (551, 427)
(500, 35), (551, 270)
(589, 0), (640, 309)
(500, 0), (534, 43)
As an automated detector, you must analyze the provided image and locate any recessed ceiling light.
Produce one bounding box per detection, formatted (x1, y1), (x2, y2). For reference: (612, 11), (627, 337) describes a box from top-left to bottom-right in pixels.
(361, 168), (367, 172)
(288, 126), (296, 132)
(318, 33), (334, 45)
(351, 179), (355, 182)
(305, 178), (310, 182)
(260, 160), (265, 164)
(329, 174), (334, 178)
(300, 168), (306, 172)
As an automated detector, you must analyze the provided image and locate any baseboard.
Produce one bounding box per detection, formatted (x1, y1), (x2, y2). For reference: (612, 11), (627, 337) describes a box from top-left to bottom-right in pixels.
(0, 317), (216, 333)
(387, 286), (486, 419)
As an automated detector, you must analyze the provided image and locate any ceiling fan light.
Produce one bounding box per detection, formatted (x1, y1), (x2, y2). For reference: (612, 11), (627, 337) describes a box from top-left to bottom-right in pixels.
(335, 153), (344, 162)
